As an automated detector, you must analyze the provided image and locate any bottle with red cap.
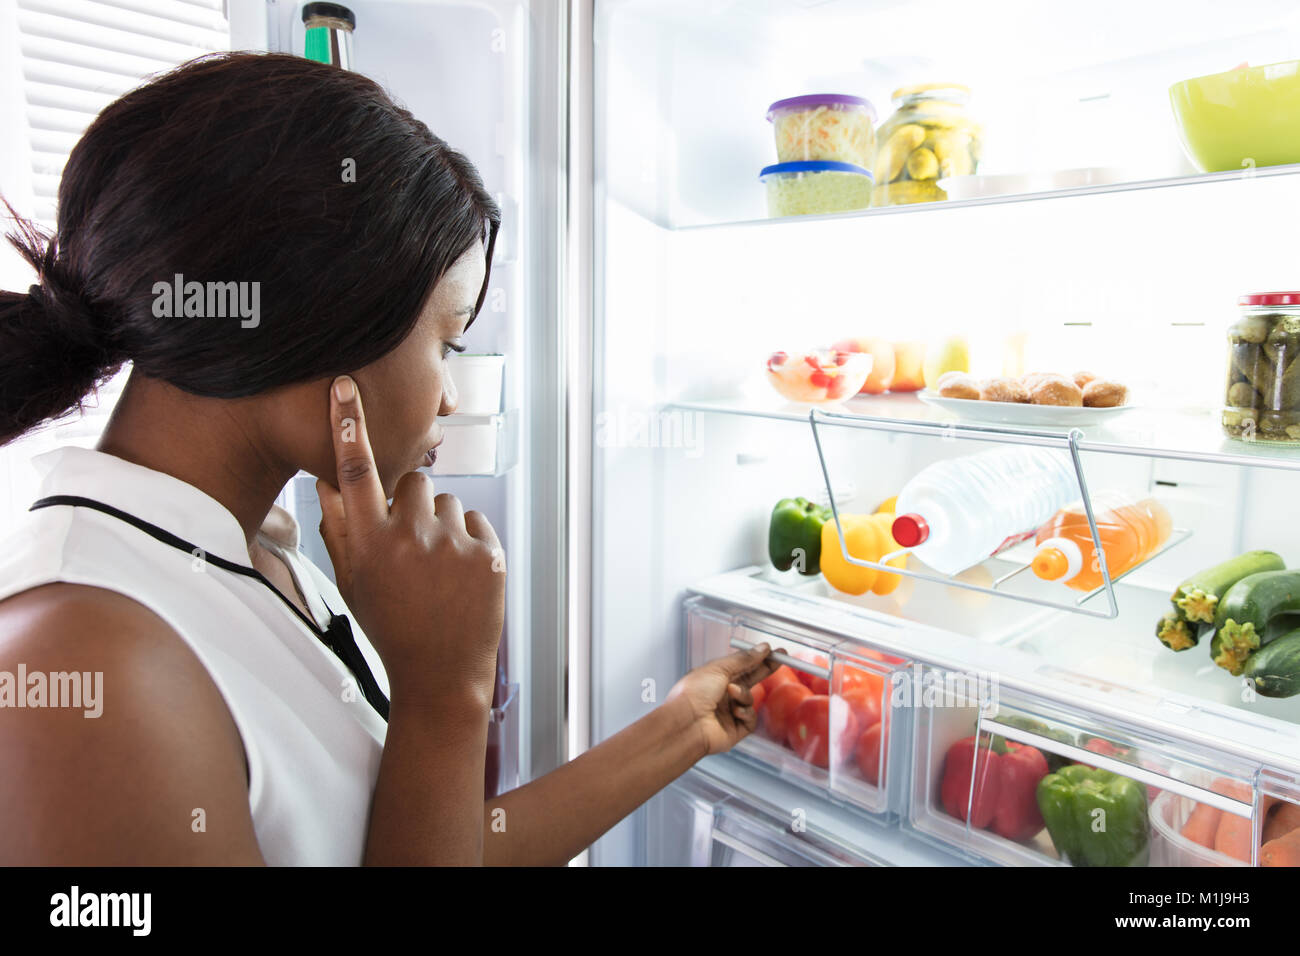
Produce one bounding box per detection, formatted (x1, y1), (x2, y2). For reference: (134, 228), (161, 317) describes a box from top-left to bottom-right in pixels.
(890, 447), (1078, 575)
(1030, 493), (1172, 591)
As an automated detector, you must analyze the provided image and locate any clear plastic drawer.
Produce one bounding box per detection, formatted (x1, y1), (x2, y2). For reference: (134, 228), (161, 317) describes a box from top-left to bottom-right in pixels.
(684, 595), (912, 820)
(908, 663), (1300, 867)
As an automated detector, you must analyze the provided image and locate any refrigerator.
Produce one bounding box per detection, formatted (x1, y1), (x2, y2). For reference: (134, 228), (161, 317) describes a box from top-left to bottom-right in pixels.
(235, 0), (1300, 867)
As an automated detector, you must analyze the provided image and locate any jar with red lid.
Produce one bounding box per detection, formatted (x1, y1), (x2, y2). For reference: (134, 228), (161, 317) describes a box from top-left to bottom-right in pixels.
(1223, 292), (1300, 443)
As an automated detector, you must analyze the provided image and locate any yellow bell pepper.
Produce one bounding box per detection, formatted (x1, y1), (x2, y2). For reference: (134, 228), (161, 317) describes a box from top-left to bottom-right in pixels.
(869, 512), (907, 595)
(821, 512), (907, 596)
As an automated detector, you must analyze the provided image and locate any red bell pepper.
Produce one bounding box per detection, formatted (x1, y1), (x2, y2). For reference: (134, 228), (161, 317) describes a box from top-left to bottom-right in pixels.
(940, 734), (1050, 842)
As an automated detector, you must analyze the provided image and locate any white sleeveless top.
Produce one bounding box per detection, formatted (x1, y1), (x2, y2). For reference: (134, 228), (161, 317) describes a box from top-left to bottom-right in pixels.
(0, 446), (389, 865)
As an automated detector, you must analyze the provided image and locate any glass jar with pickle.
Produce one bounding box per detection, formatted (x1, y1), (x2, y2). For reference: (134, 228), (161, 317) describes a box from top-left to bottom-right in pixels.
(872, 83), (982, 207)
(1224, 292), (1300, 443)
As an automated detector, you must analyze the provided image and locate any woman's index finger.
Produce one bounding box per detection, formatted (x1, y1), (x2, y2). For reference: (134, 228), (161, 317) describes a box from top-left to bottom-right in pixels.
(329, 375), (388, 532)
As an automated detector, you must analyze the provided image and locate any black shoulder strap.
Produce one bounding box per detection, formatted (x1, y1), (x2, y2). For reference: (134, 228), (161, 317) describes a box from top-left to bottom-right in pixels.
(30, 494), (389, 722)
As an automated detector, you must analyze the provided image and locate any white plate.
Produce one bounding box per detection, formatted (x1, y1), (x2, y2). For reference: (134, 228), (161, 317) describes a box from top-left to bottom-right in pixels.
(917, 391), (1134, 427)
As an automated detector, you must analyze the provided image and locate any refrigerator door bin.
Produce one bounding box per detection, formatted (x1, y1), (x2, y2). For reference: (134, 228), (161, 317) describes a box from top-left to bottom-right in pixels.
(445, 353), (505, 415)
(484, 682), (520, 800)
(684, 595), (913, 821)
(429, 409), (520, 477)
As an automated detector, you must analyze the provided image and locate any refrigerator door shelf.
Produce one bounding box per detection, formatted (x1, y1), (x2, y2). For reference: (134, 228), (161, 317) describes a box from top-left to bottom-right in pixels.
(427, 409), (519, 478)
(684, 595), (914, 824)
(484, 682), (520, 801)
(909, 665), (1279, 867)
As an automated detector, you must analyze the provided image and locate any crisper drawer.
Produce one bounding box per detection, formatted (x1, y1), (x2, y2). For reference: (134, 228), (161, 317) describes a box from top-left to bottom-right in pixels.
(683, 596), (913, 820)
(909, 664), (1300, 867)
(645, 772), (870, 867)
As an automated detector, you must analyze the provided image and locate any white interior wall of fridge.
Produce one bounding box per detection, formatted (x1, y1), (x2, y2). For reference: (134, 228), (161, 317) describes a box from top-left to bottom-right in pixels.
(591, 0), (1300, 864)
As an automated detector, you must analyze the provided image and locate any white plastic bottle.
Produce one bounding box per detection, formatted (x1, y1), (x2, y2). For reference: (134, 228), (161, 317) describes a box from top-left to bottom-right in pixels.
(890, 447), (1079, 575)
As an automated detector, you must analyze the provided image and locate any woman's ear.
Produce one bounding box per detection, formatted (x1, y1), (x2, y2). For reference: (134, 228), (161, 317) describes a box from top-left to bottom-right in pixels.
(259, 377), (338, 484)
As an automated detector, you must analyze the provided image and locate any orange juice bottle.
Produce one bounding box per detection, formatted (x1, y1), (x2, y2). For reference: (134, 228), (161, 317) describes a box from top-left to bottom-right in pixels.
(1031, 494), (1172, 591)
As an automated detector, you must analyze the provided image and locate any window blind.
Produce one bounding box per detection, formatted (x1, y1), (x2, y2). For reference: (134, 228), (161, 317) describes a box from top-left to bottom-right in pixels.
(1, 0), (230, 530)
(18, 0), (231, 222)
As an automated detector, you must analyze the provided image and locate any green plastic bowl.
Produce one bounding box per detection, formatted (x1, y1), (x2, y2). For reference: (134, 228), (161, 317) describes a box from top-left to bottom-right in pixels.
(1170, 60), (1300, 173)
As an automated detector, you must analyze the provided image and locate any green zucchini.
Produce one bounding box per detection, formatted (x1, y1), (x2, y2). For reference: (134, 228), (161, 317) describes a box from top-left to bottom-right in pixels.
(1172, 550), (1284, 624)
(1243, 629), (1300, 698)
(1156, 610), (1199, 651)
(1211, 614), (1300, 675)
(1212, 570), (1300, 673)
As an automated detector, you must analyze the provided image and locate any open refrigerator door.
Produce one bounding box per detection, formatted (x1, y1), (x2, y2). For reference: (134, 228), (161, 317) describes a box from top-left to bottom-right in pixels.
(226, 0), (573, 799)
(590, 0), (1300, 867)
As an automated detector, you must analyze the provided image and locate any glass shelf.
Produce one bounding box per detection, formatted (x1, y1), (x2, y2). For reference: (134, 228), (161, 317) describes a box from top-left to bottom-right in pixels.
(666, 162), (1300, 233)
(670, 393), (1300, 473)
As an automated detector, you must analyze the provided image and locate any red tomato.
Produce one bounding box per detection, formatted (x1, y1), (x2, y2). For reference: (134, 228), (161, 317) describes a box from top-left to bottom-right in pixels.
(793, 654), (830, 694)
(749, 681), (768, 713)
(1077, 737), (1133, 771)
(856, 722), (885, 786)
(760, 665), (801, 696)
(763, 682), (813, 744)
(787, 694), (859, 769)
(839, 687), (881, 731)
(839, 666), (886, 700)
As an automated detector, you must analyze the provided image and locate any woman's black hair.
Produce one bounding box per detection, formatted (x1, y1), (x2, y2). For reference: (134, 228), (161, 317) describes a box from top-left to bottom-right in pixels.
(0, 51), (499, 446)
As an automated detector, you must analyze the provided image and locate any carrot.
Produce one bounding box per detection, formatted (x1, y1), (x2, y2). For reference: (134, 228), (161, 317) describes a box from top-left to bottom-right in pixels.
(1261, 827), (1300, 867)
(1263, 801), (1300, 845)
(1211, 778), (1254, 863)
(1180, 802), (1222, 849)
(1215, 814), (1253, 862)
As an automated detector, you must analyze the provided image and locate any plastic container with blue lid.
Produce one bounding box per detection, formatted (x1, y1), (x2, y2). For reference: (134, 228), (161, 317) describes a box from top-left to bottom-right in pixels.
(767, 94), (877, 166)
(759, 161), (874, 217)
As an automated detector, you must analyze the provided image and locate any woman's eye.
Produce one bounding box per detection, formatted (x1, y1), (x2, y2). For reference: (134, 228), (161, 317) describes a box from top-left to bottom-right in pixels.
(442, 339), (467, 359)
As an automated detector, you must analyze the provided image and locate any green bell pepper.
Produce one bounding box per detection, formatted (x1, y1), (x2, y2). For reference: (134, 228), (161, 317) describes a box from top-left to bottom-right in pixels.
(768, 497), (831, 576)
(1036, 765), (1149, 867)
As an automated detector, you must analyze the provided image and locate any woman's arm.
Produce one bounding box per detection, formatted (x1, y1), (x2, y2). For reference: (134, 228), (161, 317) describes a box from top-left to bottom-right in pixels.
(319, 378), (505, 865)
(0, 584), (267, 865)
(481, 643), (776, 866)
(363, 691), (490, 865)
(482, 698), (701, 866)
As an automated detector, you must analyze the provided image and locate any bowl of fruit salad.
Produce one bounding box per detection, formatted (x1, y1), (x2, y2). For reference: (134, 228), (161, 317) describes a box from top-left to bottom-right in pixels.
(765, 348), (872, 405)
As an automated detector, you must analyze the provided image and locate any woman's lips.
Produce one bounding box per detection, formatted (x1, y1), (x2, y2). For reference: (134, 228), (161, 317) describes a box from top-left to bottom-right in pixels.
(421, 436), (444, 470)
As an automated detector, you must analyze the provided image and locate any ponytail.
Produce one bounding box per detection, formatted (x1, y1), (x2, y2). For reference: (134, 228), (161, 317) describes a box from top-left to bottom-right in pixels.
(0, 205), (124, 446)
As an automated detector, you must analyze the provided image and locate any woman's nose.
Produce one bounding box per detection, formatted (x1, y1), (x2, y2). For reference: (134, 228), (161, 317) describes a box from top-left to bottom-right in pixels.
(440, 374), (458, 416)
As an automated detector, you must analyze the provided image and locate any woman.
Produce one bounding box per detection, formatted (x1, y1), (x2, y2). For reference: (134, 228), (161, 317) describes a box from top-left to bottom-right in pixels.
(0, 52), (776, 865)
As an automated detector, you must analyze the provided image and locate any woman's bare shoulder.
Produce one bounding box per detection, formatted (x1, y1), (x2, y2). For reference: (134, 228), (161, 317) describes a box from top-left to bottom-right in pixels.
(0, 583), (266, 864)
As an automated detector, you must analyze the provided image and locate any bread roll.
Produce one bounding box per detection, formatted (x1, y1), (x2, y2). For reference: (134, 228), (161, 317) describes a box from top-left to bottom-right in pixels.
(1028, 374), (1083, 407)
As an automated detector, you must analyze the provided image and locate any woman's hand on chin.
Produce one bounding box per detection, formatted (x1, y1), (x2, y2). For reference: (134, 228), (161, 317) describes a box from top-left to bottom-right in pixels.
(315, 375), (505, 708)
